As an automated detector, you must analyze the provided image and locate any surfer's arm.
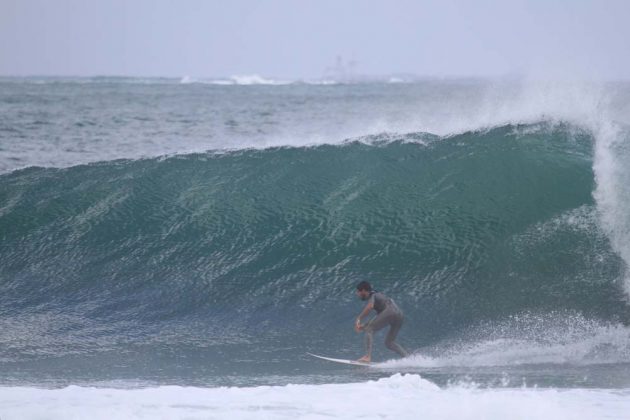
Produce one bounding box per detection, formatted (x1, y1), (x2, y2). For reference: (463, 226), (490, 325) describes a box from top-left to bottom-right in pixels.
(354, 301), (373, 331)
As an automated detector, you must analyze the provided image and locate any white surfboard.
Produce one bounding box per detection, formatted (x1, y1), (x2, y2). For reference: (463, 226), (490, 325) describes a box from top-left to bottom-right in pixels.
(307, 352), (371, 366)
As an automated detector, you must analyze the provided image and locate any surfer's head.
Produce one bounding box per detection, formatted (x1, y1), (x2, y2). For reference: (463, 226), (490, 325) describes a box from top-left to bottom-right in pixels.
(356, 281), (372, 301)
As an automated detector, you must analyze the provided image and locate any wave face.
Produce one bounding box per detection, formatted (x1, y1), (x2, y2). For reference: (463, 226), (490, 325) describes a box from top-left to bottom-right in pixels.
(2, 122), (629, 370)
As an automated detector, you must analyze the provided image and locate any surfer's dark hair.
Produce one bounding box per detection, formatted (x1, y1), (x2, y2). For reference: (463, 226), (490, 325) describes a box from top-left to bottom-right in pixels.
(356, 281), (372, 292)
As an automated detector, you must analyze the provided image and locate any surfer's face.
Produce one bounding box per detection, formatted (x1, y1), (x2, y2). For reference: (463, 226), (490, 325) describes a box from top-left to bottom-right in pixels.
(356, 289), (370, 301)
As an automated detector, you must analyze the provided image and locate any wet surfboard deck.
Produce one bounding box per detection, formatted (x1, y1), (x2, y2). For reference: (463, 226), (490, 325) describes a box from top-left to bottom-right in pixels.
(307, 352), (371, 366)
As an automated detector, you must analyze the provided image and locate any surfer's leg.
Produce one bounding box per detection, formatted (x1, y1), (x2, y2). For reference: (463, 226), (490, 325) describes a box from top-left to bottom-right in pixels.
(364, 329), (374, 360)
(363, 313), (390, 360)
(384, 313), (408, 357)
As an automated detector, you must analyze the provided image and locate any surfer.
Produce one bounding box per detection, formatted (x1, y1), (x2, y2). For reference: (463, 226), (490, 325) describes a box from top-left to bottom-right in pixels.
(354, 281), (408, 362)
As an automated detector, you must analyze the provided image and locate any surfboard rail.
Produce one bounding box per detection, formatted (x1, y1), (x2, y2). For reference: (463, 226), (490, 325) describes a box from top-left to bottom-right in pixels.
(307, 352), (371, 366)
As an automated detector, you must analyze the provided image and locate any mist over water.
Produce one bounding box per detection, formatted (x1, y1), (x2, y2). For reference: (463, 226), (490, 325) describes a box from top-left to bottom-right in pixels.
(0, 78), (624, 169)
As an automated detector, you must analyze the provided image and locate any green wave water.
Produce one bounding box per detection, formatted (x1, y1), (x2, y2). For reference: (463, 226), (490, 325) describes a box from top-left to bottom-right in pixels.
(1, 121), (630, 386)
(0, 124), (626, 319)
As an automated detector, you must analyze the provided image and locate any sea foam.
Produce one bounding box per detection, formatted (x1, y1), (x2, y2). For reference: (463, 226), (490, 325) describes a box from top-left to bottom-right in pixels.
(0, 374), (628, 420)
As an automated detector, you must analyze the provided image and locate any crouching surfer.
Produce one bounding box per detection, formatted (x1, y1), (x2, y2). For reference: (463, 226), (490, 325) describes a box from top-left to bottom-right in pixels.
(354, 281), (409, 363)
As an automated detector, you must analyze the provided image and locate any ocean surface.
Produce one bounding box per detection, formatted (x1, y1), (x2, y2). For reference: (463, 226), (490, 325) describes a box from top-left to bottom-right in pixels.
(1, 76), (630, 419)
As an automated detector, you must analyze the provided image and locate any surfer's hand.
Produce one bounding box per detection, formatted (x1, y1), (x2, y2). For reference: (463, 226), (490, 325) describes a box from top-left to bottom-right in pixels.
(354, 320), (363, 333)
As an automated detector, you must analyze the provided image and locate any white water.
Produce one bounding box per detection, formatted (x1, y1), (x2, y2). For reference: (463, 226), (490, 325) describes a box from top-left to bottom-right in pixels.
(380, 329), (630, 371)
(0, 374), (628, 420)
(593, 120), (630, 295)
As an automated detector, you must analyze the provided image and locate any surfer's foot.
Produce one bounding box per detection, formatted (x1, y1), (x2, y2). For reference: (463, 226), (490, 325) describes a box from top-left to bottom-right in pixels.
(357, 355), (371, 363)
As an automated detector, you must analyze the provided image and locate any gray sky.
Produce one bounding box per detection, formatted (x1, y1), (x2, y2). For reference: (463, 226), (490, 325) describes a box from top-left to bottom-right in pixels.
(1, 0), (628, 80)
